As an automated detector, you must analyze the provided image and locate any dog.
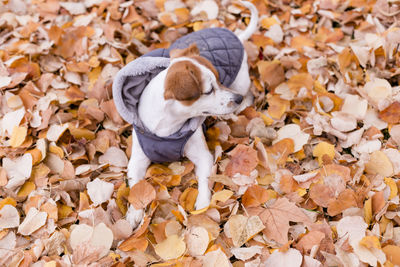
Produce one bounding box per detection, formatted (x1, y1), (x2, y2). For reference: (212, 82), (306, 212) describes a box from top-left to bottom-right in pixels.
(112, 1), (258, 228)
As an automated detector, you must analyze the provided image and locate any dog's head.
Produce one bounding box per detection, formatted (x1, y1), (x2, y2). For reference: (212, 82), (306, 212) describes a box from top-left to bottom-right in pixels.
(164, 43), (243, 117)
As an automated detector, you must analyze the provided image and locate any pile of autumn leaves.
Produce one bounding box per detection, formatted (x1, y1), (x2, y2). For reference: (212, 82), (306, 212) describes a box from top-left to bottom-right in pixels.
(1, 0), (400, 266)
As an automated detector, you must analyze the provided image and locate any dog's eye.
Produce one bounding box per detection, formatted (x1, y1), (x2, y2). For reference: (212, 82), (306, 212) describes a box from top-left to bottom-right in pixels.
(204, 87), (214, 95)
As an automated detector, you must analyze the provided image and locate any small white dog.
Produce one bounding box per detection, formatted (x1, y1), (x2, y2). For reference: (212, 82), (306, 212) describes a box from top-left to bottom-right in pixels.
(113, 1), (258, 228)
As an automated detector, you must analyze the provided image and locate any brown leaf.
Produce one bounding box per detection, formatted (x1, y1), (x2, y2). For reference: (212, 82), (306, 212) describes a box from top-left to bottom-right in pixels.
(259, 198), (311, 244)
(327, 189), (358, 216)
(118, 236), (148, 252)
(309, 183), (335, 207)
(379, 102), (400, 124)
(128, 180), (156, 209)
(257, 61), (285, 90)
(225, 144), (258, 177)
(295, 230), (325, 253)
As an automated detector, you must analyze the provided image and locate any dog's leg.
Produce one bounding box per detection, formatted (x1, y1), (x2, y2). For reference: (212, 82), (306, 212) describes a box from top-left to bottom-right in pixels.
(184, 127), (213, 210)
(126, 130), (151, 228)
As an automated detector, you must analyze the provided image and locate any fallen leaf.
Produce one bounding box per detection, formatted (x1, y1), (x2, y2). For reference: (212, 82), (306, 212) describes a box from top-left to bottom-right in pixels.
(3, 153), (32, 190)
(70, 223), (113, 259)
(98, 146), (128, 167)
(296, 230), (325, 253)
(185, 226), (209, 256)
(273, 124), (310, 152)
(313, 141), (335, 165)
(382, 245), (400, 266)
(0, 205), (19, 229)
(259, 198), (311, 244)
(154, 234), (186, 260)
(230, 246), (263, 261)
(224, 215), (265, 247)
(18, 207), (47, 235)
(86, 178), (114, 206)
(201, 248), (231, 267)
(9, 126), (27, 147)
(225, 144), (259, 177)
(128, 180), (156, 210)
(242, 185), (270, 207)
(365, 150), (394, 177)
(265, 248), (303, 267)
(379, 102), (400, 124)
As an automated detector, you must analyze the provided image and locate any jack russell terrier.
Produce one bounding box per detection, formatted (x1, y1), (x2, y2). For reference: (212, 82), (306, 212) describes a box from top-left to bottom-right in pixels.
(113, 1), (258, 228)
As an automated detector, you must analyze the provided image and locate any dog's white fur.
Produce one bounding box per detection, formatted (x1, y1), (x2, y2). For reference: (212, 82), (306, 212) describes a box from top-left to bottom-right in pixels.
(126, 1), (258, 228)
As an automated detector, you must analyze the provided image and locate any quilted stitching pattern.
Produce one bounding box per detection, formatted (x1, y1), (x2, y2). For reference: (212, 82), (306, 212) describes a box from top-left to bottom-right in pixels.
(143, 28), (244, 87)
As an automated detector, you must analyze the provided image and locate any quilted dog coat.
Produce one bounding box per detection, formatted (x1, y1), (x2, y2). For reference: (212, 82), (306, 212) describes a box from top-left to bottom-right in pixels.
(113, 28), (244, 163)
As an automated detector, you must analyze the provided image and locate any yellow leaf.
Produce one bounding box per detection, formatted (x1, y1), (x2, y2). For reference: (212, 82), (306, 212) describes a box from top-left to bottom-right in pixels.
(385, 178), (398, 200)
(68, 126), (95, 140)
(17, 181), (36, 198)
(211, 190), (233, 205)
(190, 207), (208, 215)
(313, 142), (335, 165)
(359, 236), (381, 249)
(88, 66), (101, 89)
(49, 143), (64, 158)
(10, 126), (27, 148)
(259, 112), (274, 126)
(26, 149), (42, 165)
(0, 197), (17, 209)
(116, 183), (130, 215)
(154, 234), (186, 260)
(365, 151), (394, 177)
(57, 203), (73, 219)
(44, 261), (57, 267)
(297, 188), (307, 197)
(260, 17), (278, 29)
(179, 187), (198, 212)
(364, 198), (372, 225)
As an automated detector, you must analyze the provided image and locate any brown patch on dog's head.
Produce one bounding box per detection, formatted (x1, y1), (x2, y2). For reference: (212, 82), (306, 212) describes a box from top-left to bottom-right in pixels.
(192, 55), (219, 82)
(164, 60), (203, 105)
(169, 43), (200, 59)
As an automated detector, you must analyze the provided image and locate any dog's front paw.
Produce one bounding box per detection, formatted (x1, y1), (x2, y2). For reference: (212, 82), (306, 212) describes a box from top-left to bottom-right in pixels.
(126, 205), (144, 229)
(195, 188), (211, 210)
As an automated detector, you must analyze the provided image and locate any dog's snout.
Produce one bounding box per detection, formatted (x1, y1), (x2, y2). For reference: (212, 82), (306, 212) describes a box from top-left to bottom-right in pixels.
(234, 94), (243, 104)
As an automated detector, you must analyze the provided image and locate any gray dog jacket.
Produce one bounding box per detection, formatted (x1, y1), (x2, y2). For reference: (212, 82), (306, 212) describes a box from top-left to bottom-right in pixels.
(113, 28), (244, 163)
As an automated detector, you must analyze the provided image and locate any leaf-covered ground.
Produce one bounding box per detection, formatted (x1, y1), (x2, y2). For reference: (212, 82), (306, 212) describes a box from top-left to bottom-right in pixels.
(1, 0), (400, 266)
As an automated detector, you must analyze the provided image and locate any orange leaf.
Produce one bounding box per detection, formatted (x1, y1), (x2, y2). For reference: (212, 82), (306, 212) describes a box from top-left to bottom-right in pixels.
(372, 191), (385, 215)
(257, 61), (285, 90)
(379, 102), (400, 124)
(327, 189), (357, 216)
(118, 236), (148, 252)
(242, 185), (270, 207)
(266, 138), (295, 166)
(179, 187), (198, 212)
(296, 230), (325, 253)
(382, 245), (400, 266)
(291, 35), (314, 53)
(225, 144), (258, 177)
(128, 180), (156, 209)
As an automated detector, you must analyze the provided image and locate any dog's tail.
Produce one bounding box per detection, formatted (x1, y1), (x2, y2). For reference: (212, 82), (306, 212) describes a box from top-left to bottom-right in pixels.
(237, 1), (259, 42)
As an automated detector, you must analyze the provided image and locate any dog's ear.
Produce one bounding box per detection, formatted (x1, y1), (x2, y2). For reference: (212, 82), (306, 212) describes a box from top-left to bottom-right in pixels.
(164, 60), (202, 104)
(169, 43), (200, 59)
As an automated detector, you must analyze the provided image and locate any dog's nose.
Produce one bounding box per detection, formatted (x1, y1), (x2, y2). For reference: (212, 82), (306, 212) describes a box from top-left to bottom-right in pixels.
(234, 94), (243, 104)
